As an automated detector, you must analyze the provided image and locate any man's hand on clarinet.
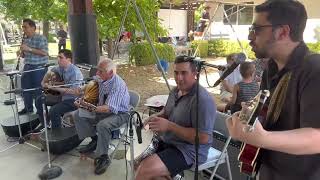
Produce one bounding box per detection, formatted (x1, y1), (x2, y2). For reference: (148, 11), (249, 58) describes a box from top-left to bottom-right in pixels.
(20, 44), (32, 52)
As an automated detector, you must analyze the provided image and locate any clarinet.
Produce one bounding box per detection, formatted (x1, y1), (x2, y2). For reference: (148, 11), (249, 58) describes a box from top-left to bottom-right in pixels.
(15, 33), (26, 70)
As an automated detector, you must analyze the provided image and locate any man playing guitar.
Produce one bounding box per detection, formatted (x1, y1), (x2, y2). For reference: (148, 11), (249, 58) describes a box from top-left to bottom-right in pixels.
(34, 49), (83, 132)
(226, 1), (320, 180)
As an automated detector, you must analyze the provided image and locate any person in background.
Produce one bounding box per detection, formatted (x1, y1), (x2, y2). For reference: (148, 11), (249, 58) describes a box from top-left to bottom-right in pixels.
(57, 25), (67, 51)
(195, 4), (211, 36)
(224, 61), (259, 113)
(219, 53), (242, 103)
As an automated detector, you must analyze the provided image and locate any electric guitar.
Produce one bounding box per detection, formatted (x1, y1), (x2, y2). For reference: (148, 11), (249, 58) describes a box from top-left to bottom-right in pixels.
(237, 90), (270, 178)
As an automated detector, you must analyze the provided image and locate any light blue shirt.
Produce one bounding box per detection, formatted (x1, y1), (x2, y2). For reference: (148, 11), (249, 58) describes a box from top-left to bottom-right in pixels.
(98, 74), (130, 114)
(51, 64), (83, 101)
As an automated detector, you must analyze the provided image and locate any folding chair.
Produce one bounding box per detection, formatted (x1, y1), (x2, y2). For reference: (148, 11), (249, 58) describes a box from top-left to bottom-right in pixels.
(190, 111), (233, 180)
(109, 90), (140, 159)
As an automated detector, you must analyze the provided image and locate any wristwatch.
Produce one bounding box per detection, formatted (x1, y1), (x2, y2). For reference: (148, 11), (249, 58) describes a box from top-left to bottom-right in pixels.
(28, 47), (32, 52)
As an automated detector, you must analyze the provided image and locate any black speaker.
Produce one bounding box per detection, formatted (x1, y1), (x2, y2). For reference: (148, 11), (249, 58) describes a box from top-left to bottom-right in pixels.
(68, 14), (99, 66)
(1, 114), (39, 137)
(39, 127), (81, 155)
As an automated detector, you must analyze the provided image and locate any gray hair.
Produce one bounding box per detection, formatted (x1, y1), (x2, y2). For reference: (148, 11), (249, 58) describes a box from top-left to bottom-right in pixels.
(98, 57), (117, 73)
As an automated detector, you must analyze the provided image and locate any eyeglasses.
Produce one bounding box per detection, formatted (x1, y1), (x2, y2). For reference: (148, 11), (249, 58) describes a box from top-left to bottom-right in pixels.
(249, 24), (281, 35)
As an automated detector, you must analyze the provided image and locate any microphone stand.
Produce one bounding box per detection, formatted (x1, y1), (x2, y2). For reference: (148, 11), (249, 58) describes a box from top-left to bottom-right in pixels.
(194, 60), (228, 180)
(128, 111), (135, 180)
(38, 94), (62, 180)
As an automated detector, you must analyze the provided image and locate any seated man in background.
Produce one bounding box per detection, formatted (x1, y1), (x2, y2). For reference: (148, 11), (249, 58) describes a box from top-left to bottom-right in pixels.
(34, 49), (83, 132)
(219, 53), (242, 103)
(74, 58), (130, 175)
(135, 55), (216, 180)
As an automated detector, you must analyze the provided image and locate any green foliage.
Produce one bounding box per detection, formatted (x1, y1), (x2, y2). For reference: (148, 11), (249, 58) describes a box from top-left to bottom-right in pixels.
(306, 42), (320, 53)
(191, 40), (208, 58)
(195, 39), (256, 59)
(0, 0), (67, 23)
(129, 42), (175, 66)
(314, 26), (320, 42)
(48, 33), (56, 43)
(194, 4), (205, 23)
(200, 40), (320, 58)
(94, 0), (167, 40)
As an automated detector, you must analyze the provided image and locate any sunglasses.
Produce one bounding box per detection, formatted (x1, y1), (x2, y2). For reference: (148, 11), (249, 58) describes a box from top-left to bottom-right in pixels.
(249, 24), (282, 35)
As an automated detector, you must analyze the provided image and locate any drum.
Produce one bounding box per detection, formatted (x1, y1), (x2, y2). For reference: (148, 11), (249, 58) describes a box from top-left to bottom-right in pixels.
(126, 128), (159, 168)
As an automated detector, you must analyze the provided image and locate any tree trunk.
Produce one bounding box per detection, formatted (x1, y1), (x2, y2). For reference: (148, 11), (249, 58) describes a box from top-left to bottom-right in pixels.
(107, 38), (113, 58)
(0, 43), (3, 71)
(42, 20), (50, 40)
(98, 38), (103, 55)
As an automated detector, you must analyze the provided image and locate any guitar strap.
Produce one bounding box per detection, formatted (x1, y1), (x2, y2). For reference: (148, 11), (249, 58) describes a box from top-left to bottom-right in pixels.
(266, 71), (291, 124)
(266, 52), (313, 125)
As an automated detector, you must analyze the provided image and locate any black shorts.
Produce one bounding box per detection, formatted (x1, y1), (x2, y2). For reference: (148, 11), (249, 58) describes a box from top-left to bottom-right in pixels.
(156, 141), (192, 177)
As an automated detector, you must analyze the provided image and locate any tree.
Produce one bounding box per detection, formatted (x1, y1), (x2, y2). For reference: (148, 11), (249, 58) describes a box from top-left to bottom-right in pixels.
(93, 0), (167, 57)
(0, 0), (68, 39)
(0, 0), (167, 57)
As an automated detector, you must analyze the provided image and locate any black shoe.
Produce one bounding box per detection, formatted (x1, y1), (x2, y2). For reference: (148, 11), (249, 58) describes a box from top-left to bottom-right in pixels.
(18, 109), (33, 115)
(94, 155), (111, 175)
(30, 124), (45, 134)
(78, 140), (97, 154)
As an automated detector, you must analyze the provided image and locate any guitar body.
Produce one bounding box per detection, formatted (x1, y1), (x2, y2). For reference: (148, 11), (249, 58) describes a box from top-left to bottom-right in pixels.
(238, 143), (261, 177)
(237, 90), (270, 178)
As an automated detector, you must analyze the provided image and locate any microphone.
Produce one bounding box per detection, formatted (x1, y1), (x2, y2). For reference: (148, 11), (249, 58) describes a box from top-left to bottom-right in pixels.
(4, 88), (23, 94)
(43, 63), (56, 67)
(129, 111), (143, 144)
(136, 125), (142, 144)
(191, 57), (226, 71)
(213, 53), (246, 87)
(6, 70), (21, 76)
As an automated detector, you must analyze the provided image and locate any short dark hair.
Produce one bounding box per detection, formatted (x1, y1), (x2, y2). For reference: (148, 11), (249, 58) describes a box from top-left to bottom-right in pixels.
(240, 61), (255, 79)
(255, 0), (307, 42)
(23, 19), (36, 29)
(174, 55), (197, 72)
(59, 49), (72, 60)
